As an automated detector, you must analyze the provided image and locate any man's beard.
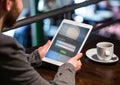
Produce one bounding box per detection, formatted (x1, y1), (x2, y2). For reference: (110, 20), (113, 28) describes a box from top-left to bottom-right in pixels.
(3, 3), (21, 29)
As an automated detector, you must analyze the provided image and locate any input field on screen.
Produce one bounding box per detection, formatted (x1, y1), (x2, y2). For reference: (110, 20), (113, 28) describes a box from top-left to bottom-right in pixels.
(55, 40), (76, 52)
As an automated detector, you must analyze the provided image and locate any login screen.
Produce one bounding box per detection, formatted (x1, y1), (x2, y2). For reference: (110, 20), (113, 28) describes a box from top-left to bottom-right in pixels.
(46, 23), (89, 63)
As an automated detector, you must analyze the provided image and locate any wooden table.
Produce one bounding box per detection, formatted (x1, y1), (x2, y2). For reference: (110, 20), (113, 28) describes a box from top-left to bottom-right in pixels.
(27, 33), (120, 85)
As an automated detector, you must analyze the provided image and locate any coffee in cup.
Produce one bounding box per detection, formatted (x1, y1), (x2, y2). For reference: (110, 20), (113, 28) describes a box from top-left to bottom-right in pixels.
(96, 42), (114, 61)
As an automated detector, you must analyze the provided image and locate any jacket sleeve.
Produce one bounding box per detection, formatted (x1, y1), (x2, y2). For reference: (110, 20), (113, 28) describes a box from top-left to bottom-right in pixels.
(27, 49), (42, 67)
(52, 63), (76, 85)
(28, 50), (76, 85)
(0, 34), (76, 85)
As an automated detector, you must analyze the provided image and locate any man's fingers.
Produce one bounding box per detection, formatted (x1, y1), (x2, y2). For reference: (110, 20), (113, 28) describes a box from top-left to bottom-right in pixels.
(74, 53), (83, 60)
(46, 40), (51, 47)
(43, 40), (51, 49)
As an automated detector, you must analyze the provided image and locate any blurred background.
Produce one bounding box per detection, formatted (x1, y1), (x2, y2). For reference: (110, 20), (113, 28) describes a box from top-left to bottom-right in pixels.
(2, 0), (120, 48)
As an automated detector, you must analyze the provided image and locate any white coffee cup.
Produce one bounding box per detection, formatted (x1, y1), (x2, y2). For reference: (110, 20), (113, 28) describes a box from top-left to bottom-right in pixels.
(96, 42), (114, 61)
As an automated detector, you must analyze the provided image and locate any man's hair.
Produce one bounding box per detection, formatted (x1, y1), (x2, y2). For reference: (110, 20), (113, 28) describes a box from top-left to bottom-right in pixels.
(0, 0), (3, 4)
(0, 0), (4, 2)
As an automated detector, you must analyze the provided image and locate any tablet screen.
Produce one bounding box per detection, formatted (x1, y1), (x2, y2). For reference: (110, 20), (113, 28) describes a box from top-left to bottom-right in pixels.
(43, 19), (93, 65)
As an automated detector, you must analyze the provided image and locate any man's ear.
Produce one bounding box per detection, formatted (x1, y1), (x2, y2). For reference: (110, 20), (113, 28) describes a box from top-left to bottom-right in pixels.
(3, 0), (13, 12)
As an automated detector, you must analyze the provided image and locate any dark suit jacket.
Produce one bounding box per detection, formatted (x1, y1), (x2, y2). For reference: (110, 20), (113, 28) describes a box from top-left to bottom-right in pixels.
(0, 33), (76, 85)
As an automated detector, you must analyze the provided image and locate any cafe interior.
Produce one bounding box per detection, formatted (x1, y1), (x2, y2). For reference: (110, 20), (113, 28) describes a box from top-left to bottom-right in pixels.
(2, 0), (120, 85)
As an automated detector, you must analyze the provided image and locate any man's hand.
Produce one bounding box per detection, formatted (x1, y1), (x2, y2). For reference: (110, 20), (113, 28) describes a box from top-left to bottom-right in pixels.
(38, 40), (51, 59)
(67, 53), (82, 71)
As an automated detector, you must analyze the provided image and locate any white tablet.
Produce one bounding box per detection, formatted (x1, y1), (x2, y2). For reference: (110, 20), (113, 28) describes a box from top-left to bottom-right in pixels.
(42, 19), (93, 66)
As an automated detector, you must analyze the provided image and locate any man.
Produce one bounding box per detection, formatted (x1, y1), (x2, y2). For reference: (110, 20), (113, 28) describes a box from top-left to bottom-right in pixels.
(0, 0), (82, 85)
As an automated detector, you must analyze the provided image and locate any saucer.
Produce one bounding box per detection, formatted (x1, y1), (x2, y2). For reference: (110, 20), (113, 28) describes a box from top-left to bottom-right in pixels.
(86, 48), (119, 63)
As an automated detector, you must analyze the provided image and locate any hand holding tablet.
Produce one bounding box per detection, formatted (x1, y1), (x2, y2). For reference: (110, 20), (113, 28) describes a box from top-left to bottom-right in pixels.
(67, 53), (83, 71)
(43, 19), (93, 66)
